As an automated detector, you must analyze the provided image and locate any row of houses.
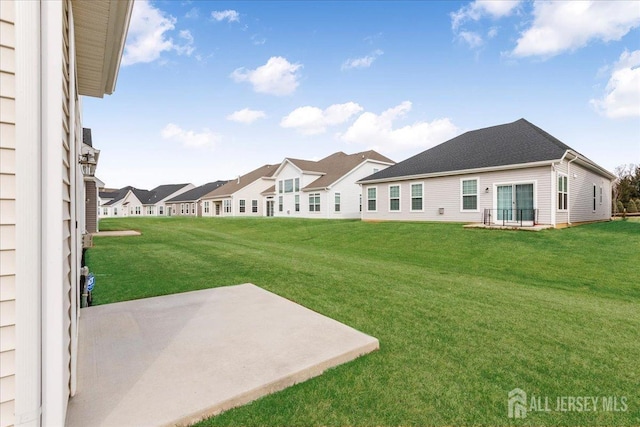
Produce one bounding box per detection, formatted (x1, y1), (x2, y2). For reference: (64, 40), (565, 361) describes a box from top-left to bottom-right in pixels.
(98, 118), (615, 228)
(98, 150), (395, 220)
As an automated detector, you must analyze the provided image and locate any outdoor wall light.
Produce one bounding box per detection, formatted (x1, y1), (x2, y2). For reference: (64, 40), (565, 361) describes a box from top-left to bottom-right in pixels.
(79, 152), (97, 176)
(485, 187), (490, 193)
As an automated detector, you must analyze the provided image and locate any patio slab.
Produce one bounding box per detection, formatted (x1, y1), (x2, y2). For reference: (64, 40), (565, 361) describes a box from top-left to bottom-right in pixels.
(66, 284), (379, 427)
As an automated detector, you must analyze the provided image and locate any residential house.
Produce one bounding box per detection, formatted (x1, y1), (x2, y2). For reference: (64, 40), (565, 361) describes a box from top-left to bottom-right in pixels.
(0, 1), (132, 426)
(98, 187), (121, 217)
(270, 151), (395, 219)
(166, 181), (228, 216)
(99, 183), (193, 218)
(201, 164), (278, 217)
(141, 183), (194, 216)
(100, 186), (133, 218)
(358, 119), (615, 227)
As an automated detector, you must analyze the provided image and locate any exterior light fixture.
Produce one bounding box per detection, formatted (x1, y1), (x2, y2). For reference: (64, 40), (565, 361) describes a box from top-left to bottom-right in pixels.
(79, 152), (97, 176)
(485, 187), (490, 193)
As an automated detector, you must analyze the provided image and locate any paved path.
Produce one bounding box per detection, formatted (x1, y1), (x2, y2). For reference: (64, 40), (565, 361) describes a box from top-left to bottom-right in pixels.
(92, 230), (141, 237)
(66, 284), (379, 427)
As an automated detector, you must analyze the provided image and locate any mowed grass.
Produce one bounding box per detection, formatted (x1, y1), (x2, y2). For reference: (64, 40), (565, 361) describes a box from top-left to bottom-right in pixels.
(87, 217), (640, 426)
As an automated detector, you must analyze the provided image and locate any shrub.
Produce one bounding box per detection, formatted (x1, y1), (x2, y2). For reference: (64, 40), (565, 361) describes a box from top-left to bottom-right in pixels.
(616, 200), (625, 213)
(627, 199), (638, 213)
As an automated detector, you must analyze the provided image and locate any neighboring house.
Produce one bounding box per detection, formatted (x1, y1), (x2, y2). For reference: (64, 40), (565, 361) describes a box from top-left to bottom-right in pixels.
(98, 187), (120, 217)
(270, 150), (395, 219)
(166, 181), (228, 217)
(81, 128), (101, 233)
(201, 164), (278, 217)
(99, 183), (194, 218)
(141, 183), (194, 216)
(100, 186), (133, 218)
(358, 119), (615, 227)
(121, 188), (152, 217)
(0, 1), (132, 426)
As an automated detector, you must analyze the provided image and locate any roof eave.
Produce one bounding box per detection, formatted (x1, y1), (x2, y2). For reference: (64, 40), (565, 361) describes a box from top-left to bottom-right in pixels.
(358, 160), (559, 185)
(73, 0), (133, 98)
(565, 150), (616, 180)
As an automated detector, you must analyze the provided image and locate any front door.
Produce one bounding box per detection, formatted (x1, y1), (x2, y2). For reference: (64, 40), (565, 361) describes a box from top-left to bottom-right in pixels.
(496, 184), (534, 222)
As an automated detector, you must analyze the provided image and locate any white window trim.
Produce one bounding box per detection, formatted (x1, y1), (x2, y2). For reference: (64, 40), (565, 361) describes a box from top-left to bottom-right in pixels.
(410, 182), (424, 212)
(388, 184), (401, 213)
(460, 177), (480, 213)
(367, 186), (378, 212)
(557, 173), (568, 211)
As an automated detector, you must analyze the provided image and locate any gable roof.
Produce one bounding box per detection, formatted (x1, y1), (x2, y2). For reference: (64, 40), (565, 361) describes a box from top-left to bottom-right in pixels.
(303, 150), (394, 191)
(359, 118), (610, 183)
(203, 164), (278, 199)
(166, 181), (228, 203)
(143, 183), (192, 205)
(102, 186), (133, 206)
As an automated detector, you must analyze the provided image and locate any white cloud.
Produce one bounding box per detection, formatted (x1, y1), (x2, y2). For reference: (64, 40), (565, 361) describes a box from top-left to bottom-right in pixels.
(211, 10), (239, 22)
(280, 102), (363, 135)
(230, 57), (303, 96)
(513, 1), (640, 58)
(451, 0), (521, 31)
(487, 26), (498, 39)
(185, 7), (199, 19)
(590, 50), (640, 119)
(341, 50), (384, 70)
(121, 0), (195, 66)
(458, 31), (484, 49)
(161, 123), (218, 148)
(226, 108), (267, 124)
(339, 101), (460, 152)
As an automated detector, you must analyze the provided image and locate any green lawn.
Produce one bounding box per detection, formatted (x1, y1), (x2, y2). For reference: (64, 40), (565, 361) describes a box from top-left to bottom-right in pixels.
(87, 217), (640, 426)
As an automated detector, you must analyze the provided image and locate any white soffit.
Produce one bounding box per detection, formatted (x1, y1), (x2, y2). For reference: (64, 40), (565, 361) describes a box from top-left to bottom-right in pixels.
(72, 0), (132, 98)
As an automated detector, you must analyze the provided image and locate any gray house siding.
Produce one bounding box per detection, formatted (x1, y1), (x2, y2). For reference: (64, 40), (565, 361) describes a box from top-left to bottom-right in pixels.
(569, 163), (612, 224)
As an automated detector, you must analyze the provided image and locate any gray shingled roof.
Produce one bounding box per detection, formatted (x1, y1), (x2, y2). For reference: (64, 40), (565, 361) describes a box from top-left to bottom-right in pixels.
(103, 186), (133, 206)
(303, 150), (394, 190)
(166, 181), (228, 203)
(144, 183), (191, 204)
(83, 128), (93, 147)
(203, 164), (277, 199)
(359, 119), (575, 183)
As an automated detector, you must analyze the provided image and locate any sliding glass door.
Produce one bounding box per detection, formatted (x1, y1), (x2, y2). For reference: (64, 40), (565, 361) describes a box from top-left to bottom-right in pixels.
(496, 183), (534, 223)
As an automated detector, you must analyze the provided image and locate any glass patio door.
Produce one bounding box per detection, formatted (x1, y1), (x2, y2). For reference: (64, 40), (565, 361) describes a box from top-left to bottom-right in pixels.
(497, 185), (513, 221)
(515, 184), (534, 221)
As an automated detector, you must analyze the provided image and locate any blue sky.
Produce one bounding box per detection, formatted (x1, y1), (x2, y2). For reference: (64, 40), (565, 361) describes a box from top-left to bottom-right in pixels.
(84, 0), (640, 190)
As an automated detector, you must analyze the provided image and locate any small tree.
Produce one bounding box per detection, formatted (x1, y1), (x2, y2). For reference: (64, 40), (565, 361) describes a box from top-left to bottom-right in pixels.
(616, 200), (624, 214)
(627, 199), (638, 213)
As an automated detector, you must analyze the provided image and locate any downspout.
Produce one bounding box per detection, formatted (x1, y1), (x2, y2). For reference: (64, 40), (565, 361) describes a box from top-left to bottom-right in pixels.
(567, 154), (579, 226)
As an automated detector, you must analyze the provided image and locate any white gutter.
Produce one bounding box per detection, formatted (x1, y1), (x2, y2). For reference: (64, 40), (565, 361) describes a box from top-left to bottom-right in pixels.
(14, 2), (43, 426)
(567, 154), (579, 226)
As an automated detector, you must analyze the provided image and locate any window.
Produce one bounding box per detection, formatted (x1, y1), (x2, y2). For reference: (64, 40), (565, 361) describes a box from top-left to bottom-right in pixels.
(103, 208), (108, 216)
(114, 207), (118, 216)
(593, 184), (597, 211)
(295, 195), (300, 212)
(223, 200), (231, 213)
(278, 180), (283, 194)
(135, 206), (141, 215)
(239, 199), (246, 213)
(146, 206), (154, 215)
(359, 194), (362, 212)
(367, 187), (377, 211)
(278, 196), (283, 212)
(252, 200), (258, 213)
(294, 178), (300, 192)
(461, 179), (478, 211)
(204, 201), (210, 214)
(284, 179), (295, 193)
(599, 186), (603, 205)
(411, 183), (423, 211)
(389, 185), (400, 211)
(335, 193), (341, 212)
(557, 174), (568, 210)
(309, 193), (321, 212)
(185, 204), (189, 214)
(191, 203), (195, 214)
(159, 206), (164, 215)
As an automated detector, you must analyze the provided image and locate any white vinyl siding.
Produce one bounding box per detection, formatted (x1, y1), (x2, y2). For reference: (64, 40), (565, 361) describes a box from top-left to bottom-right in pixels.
(569, 163), (612, 223)
(0, 1), (16, 421)
(362, 166), (553, 224)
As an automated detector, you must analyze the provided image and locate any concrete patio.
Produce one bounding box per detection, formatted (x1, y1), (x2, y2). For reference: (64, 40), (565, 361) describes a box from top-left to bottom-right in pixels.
(66, 284), (379, 427)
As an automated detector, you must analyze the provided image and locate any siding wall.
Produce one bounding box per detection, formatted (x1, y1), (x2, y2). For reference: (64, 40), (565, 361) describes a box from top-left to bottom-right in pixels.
(324, 161), (388, 219)
(0, 1), (16, 424)
(362, 166), (553, 224)
(85, 180), (97, 232)
(569, 162), (612, 223)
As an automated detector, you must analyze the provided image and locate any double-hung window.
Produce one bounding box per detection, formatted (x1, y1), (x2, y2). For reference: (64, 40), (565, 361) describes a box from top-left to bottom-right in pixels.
(223, 200), (231, 213)
(335, 193), (341, 212)
(558, 174), (568, 210)
(239, 199), (246, 213)
(309, 193), (320, 212)
(278, 196), (283, 212)
(411, 183), (423, 211)
(204, 201), (210, 214)
(593, 184), (597, 211)
(461, 179), (478, 211)
(389, 185), (400, 211)
(159, 206), (164, 215)
(295, 195), (300, 212)
(252, 200), (258, 213)
(367, 187), (377, 211)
